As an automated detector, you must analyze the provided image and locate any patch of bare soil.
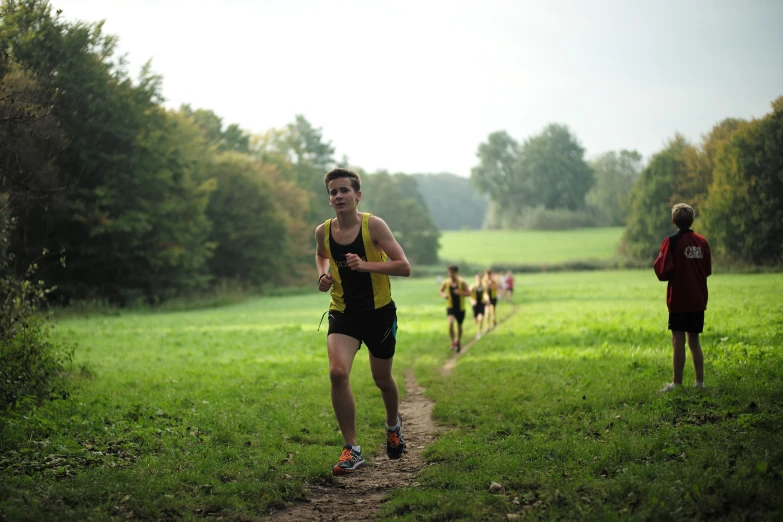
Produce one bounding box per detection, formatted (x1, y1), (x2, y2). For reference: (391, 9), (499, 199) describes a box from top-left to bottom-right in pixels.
(267, 369), (437, 521)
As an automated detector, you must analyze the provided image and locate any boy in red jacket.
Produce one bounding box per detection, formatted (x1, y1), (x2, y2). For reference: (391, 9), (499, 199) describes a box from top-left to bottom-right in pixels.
(653, 203), (712, 392)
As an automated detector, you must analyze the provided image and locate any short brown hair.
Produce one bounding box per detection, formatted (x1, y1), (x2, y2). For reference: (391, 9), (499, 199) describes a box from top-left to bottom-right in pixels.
(447, 265), (459, 272)
(671, 203), (695, 229)
(324, 168), (361, 193)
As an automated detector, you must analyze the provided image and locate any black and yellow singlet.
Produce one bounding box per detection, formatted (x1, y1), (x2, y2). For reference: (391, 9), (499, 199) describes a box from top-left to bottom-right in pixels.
(471, 285), (485, 304)
(440, 278), (468, 311)
(323, 212), (392, 313)
(484, 276), (498, 299)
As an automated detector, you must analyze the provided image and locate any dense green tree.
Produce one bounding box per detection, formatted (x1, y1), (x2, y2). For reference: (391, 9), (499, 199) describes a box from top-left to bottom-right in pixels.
(586, 150), (643, 225)
(180, 105), (250, 153)
(704, 98), (783, 265)
(472, 125), (594, 227)
(2, 0), (215, 302)
(254, 115), (335, 223)
(205, 153), (290, 286)
(471, 131), (523, 217)
(623, 136), (698, 260)
(360, 171), (440, 265)
(520, 124), (594, 211)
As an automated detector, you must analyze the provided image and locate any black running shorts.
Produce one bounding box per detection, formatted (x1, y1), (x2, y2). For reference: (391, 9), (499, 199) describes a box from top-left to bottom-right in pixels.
(327, 302), (397, 359)
(668, 311), (705, 333)
(489, 297), (498, 307)
(447, 308), (466, 325)
(472, 303), (485, 318)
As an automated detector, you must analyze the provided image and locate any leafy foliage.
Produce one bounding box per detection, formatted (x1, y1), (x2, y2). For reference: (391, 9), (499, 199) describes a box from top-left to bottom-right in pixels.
(0, 218), (72, 410)
(623, 136), (697, 260)
(586, 150), (643, 226)
(704, 98), (783, 265)
(471, 125), (595, 228)
(361, 171), (440, 265)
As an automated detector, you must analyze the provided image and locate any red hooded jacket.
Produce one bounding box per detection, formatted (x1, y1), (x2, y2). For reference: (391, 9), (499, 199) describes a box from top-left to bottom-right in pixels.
(653, 230), (712, 312)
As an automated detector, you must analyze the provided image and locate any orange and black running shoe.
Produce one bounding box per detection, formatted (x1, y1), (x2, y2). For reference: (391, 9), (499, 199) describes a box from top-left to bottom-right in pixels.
(332, 445), (365, 476)
(386, 414), (406, 459)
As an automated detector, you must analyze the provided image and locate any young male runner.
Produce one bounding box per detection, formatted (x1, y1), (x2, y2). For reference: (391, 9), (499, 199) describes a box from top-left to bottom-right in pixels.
(439, 265), (470, 351)
(469, 273), (488, 339)
(315, 168), (411, 475)
(484, 269), (499, 328)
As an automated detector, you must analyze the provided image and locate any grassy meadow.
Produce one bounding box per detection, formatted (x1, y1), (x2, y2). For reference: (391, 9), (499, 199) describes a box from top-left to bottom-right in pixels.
(438, 227), (625, 266)
(1, 271), (782, 520)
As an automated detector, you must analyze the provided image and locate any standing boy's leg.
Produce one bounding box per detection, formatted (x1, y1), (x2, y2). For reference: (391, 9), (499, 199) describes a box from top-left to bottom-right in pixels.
(328, 334), (361, 446)
(671, 331), (687, 385)
(686, 332), (704, 384)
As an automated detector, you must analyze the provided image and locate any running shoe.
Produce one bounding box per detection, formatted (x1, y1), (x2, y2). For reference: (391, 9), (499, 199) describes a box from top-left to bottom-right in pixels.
(659, 383), (681, 393)
(332, 445), (365, 476)
(386, 414), (406, 459)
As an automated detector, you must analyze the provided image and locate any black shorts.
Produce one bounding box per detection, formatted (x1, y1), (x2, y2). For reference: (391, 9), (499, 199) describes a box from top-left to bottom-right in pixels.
(668, 311), (705, 333)
(489, 297), (498, 307)
(472, 303), (485, 318)
(447, 308), (466, 325)
(327, 302), (397, 359)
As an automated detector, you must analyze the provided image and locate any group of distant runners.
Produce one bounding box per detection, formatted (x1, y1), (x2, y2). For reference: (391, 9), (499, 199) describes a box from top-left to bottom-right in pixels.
(314, 168), (711, 477)
(438, 267), (514, 352)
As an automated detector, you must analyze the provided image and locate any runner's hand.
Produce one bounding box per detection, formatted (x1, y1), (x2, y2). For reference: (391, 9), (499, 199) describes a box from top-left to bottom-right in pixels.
(318, 273), (333, 292)
(345, 253), (366, 271)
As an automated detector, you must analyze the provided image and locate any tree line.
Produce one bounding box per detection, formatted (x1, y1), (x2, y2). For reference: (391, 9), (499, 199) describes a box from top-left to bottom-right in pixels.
(471, 124), (643, 230)
(0, 0), (440, 306)
(470, 103), (782, 267)
(623, 100), (782, 265)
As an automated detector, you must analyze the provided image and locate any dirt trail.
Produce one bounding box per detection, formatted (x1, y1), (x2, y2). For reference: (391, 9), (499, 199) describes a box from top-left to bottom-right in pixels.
(442, 304), (518, 376)
(267, 369), (437, 521)
(268, 304), (517, 521)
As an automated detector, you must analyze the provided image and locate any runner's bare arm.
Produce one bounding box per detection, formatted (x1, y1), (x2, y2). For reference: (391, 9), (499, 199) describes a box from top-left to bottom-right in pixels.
(344, 216), (410, 276)
(315, 225), (333, 291)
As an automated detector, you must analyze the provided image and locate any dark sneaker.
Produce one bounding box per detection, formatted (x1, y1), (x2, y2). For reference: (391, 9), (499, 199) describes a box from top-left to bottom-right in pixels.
(332, 445), (366, 476)
(386, 414), (406, 459)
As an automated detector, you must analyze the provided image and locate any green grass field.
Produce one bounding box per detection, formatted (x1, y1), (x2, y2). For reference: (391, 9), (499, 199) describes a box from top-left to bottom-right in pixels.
(438, 227), (625, 266)
(2, 271), (782, 520)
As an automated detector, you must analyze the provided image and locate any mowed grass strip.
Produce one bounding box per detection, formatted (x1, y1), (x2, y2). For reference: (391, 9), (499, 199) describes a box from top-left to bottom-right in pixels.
(438, 227), (624, 266)
(384, 271), (783, 520)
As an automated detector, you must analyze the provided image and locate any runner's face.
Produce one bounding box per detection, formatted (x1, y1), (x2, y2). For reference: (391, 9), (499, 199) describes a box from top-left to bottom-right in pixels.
(327, 178), (361, 212)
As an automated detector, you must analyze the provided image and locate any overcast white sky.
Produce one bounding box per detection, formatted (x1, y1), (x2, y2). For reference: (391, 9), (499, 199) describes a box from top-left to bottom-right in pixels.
(55, 0), (782, 176)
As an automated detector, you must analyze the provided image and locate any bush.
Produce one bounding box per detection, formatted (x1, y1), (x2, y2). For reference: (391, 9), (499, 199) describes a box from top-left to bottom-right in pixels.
(487, 204), (599, 230)
(1, 223), (73, 410)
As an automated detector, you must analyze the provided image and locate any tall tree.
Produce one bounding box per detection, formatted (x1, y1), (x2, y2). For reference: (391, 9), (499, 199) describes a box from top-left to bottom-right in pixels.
(360, 171), (440, 264)
(623, 135), (698, 260)
(586, 150), (643, 225)
(254, 115), (335, 223)
(472, 125), (594, 226)
(471, 131), (522, 217)
(519, 124), (594, 211)
(704, 98), (783, 265)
